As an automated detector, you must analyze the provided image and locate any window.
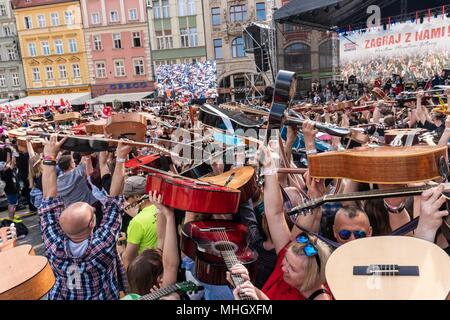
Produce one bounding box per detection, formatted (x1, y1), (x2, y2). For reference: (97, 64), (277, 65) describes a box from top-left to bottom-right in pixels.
(256, 3), (266, 21)
(284, 43), (311, 72)
(211, 7), (220, 26)
(41, 41), (50, 55)
(156, 31), (173, 50)
(32, 67), (40, 81)
(0, 4), (6, 16)
(59, 65), (67, 79)
(65, 11), (74, 25)
(55, 40), (64, 54)
(162, 0), (169, 18)
(45, 66), (54, 80)
(12, 73), (19, 87)
(319, 40), (333, 72)
(178, 0), (186, 16)
(153, 1), (161, 19)
(72, 64), (81, 78)
(114, 60), (125, 77)
(0, 75), (5, 87)
(113, 33), (122, 49)
(93, 35), (102, 50)
(230, 5), (246, 22)
(24, 16), (32, 29)
(38, 15), (46, 28)
(178, 0), (195, 16)
(3, 26), (11, 36)
(51, 13), (59, 26)
(134, 58), (145, 75)
(129, 8), (138, 21)
(68, 39), (77, 53)
(8, 48), (16, 60)
(110, 10), (119, 22)
(95, 62), (106, 78)
(28, 43), (37, 57)
(232, 37), (245, 58)
(180, 27), (197, 48)
(132, 32), (141, 47)
(92, 12), (101, 24)
(213, 39), (223, 59)
(187, 0), (195, 15)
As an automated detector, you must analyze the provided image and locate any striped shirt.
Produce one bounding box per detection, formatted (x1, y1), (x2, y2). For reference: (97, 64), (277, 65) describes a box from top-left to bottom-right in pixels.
(38, 196), (128, 300)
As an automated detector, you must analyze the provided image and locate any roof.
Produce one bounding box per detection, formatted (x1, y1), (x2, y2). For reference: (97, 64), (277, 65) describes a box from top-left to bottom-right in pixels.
(86, 92), (152, 104)
(12, 0), (77, 10)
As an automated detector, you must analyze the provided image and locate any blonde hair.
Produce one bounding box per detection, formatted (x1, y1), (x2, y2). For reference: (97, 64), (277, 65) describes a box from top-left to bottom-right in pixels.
(288, 236), (331, 292)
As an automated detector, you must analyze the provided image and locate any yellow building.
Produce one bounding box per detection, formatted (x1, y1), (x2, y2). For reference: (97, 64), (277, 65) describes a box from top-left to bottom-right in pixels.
(12, 0), (90, 97)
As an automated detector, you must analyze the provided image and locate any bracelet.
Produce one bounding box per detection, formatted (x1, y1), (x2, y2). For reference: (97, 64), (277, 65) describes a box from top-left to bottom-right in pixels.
(383, 200), (405, 214)
(43, 155), (56, 161)
(263, 166), (278, 176)
(42, 159), (57, 166)
(116, 157), (126, 163)
(306, 149), (318, 155)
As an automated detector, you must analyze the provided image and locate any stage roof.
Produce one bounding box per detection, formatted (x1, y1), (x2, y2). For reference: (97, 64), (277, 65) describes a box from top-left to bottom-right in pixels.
(274, 0), (449, 30)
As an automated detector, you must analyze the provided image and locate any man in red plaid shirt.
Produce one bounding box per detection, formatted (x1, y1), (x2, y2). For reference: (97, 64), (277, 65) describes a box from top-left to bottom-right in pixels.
(38, 134), (130, 299)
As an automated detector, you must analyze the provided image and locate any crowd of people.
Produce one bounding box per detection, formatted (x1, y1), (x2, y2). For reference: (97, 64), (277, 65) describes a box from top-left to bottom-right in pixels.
(0, 71), (449, 301)
(155, 60), (218, 103)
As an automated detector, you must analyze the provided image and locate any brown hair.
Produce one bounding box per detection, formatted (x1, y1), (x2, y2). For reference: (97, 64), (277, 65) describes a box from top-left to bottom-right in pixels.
(126, 249), (163, 296)
(28, 155), (42, 188)
(288, 236), (331, 292)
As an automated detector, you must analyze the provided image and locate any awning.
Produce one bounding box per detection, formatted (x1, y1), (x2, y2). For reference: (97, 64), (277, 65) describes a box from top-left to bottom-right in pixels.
(0, 92), (92, 107)
(86, 92), (152, 105)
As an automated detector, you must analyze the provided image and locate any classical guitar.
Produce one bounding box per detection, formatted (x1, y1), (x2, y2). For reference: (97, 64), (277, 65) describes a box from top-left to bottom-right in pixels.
(144, 167), (241, 214)
(288, 183), (450, 216)
(0, 245), (55, 300)
(181, 220), (257, 297)
(121, 281), (199, 300)
(0, 226), (16, 252)
(326, 236), (450, 300)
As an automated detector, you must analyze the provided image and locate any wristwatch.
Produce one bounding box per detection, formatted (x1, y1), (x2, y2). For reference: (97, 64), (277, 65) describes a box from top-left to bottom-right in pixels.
(116, 157), (126, 163)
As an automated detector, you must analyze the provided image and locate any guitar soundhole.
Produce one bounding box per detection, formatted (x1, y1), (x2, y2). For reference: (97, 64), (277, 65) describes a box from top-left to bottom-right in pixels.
(213, 241), (238, 253)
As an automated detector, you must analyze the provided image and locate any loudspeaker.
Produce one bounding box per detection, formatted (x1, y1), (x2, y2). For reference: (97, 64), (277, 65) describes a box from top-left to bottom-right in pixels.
(243, 23), (270, 72)
(348, 75), (356, 85)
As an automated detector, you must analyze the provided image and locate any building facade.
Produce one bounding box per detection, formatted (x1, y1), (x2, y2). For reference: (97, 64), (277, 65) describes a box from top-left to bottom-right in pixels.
(0, 0), (26, 100)
(203, 0), (273, 102)
(81, 0), (154, 98)
(12, 0), (90, 96)
(276, 0), (336, 97)
(147, 0), (207, 66)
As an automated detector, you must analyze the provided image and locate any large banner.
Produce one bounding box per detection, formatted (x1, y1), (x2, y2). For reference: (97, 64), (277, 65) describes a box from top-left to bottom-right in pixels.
(340, 16), (450, 83)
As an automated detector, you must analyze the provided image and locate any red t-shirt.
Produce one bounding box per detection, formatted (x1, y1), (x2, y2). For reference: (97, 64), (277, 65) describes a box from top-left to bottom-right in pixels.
(261, 244), (306, 300)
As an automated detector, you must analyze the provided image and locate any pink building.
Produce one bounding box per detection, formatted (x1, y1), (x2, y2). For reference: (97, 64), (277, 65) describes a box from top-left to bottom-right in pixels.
(80, 0), (153, 98)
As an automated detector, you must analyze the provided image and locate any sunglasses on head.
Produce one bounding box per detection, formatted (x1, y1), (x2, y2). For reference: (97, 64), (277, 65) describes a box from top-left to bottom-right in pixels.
(337, 229), (367, 240)
(295, 233), (321, 271)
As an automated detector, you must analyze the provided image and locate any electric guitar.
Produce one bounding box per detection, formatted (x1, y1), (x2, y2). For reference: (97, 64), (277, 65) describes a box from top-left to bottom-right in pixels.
(325, 236), (450, 300)
(121, 281), (199, 300)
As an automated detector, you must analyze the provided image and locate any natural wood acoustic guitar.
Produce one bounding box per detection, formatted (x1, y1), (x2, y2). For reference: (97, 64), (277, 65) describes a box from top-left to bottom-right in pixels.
(0, 245), (55, 300)
(325, 236), (450, 300)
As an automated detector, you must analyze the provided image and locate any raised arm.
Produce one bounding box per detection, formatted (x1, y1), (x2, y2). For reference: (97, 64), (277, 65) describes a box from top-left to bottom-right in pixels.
(26, 136), (36, 158)
(109, 142), (131, 197)
(98, 151), (110, 178)
(42, 134), (67, 198)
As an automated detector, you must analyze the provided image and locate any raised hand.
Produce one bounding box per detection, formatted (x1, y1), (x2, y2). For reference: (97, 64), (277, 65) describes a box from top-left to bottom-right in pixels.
(43, 133), (67, 158)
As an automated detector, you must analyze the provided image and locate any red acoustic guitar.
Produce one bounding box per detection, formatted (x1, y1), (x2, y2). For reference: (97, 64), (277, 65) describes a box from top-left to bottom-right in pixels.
(144, 167), (241, 214)
(181, 220), (258, 293)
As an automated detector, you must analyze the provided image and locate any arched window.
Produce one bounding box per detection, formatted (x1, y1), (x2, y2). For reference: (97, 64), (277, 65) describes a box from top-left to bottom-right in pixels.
(232, 37), (245, 58)
(319, 40), (333, 71)
(284, 43), (310, 72)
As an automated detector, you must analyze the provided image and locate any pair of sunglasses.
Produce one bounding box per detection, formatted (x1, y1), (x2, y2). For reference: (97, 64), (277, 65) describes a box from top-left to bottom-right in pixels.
(295, 234), (321, 271)
(337, 229), (367, 240)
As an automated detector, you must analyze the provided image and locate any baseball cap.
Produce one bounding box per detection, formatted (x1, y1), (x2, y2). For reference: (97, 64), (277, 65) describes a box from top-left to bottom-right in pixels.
(123, 175), (147, 196)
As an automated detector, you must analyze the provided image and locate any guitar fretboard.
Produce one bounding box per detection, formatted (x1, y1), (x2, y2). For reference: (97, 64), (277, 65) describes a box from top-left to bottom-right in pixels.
(221, 250), (254, 301)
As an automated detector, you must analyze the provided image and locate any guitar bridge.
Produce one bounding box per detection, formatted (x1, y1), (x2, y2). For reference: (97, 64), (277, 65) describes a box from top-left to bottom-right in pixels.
(353, 264), (419, 276)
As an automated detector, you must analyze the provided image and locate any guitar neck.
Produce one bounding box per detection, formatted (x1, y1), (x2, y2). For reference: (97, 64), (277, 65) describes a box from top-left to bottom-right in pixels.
(221, 250), (254, 301)
(139, 283), (179, 300)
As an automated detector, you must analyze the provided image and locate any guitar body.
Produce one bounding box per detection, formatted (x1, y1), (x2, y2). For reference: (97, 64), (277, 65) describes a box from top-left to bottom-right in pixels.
(16, 137), (44, 154)
(85, 119), (107, 135)
(181, 221), (258, 285)
(199, 166), (257, 203)
(105, 113), (147, 142)
(326, 236), (450, 300)
(198, 104), (263, 131)
(0, 245), (55, 300)
(145, 168), (241, 214)
(384, 129), (426, 146)
(54, 112), (81, 123)
(308, 145), (448, 184)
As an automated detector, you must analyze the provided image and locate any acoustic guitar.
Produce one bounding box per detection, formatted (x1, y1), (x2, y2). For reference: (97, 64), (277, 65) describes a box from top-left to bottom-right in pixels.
(121, 281), (199, 300)
(181, 220), (257, 296)
(0, 226), (16, 252)
(325, 236), (450, 300)
(0, 245), (55, 300)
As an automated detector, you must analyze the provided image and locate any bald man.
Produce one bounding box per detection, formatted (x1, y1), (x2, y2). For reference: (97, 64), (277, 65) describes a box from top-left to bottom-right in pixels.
(38, 134), (131, 300)
(333, 206), (372, 244)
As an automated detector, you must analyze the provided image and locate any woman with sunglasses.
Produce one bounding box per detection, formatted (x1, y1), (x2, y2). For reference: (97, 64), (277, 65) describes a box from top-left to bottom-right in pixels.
(237, 145), (333, 300)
